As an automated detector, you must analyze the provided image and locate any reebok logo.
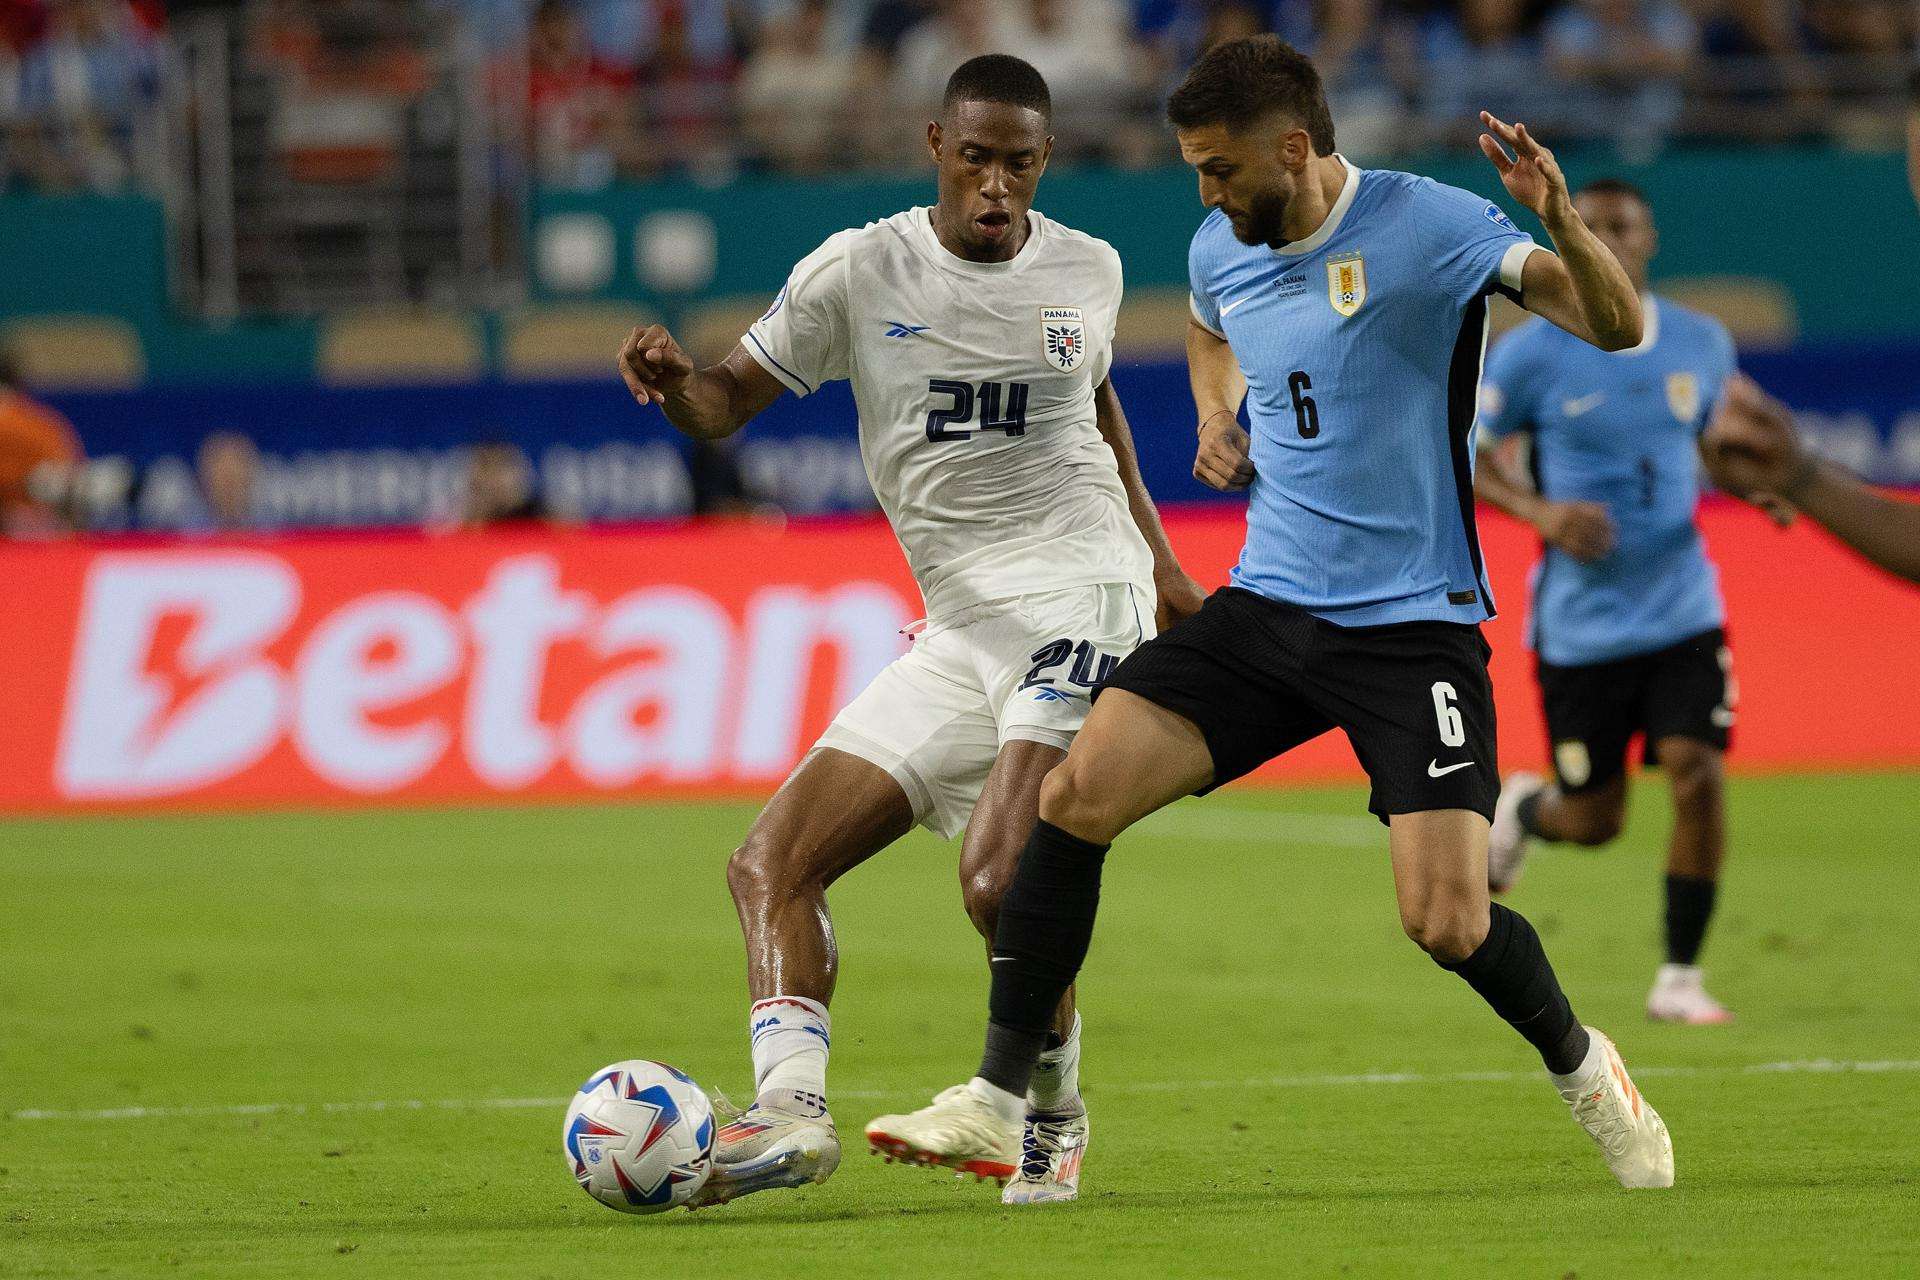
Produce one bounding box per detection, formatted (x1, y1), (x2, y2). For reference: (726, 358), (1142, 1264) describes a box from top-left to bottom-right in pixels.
(1428, 759), (1475, 778)
(883, 321), (930, 338)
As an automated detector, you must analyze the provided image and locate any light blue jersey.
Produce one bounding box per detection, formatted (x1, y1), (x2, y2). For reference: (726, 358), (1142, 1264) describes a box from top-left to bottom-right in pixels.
(1190, 160), (1539, 627)
(1479, 296), (1738, 666)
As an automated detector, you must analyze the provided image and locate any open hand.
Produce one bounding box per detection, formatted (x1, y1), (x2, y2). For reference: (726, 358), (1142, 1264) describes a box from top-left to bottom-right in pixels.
(1702, 372), (1810, 500)
(618, 325), (695, 407)
(1478, 112), (1572, 223)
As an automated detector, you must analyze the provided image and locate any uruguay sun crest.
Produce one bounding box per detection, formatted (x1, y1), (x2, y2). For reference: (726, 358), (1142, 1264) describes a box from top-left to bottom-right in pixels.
(1327, 252), (1366, 317)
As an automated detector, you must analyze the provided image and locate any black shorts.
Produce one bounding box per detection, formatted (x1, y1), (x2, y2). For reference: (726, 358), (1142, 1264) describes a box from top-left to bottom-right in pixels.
(1099, 587), (1500, 822)
(1536, 628), (1734, 794)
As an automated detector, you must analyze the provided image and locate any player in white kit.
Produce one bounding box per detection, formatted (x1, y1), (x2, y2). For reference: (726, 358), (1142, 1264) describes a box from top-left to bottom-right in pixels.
(617, 55), (1204, 1207)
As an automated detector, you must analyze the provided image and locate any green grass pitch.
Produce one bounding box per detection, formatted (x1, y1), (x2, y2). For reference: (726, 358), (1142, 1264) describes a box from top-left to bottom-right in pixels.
(4, 773), (1917, 1278)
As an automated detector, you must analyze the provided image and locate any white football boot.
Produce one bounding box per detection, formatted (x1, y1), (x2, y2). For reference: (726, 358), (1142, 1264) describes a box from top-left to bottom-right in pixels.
(865, 1083), (1021, 1183)
(1646, 964), (1735, 1025)
(1489, 772), (1545, 894)
(1555, 1028), (1675, 1189)
(1001, 1109), (1090, 1205)
(684, 1097), (840, 1208)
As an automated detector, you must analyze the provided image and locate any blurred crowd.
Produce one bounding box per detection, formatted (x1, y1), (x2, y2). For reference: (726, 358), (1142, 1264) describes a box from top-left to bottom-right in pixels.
(2, 0), (1917, 192)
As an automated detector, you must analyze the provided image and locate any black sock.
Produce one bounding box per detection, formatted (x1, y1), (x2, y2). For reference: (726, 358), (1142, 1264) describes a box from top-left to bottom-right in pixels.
(1664, 874), (1717, 965)
(1516, 789), (1547, 840)
(1439, 903), (1591, 1075)
(976, 820), (1109, 1097)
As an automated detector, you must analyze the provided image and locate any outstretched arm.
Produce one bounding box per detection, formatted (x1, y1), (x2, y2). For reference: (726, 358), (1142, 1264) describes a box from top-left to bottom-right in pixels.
(1474, 436), (1615, 562)
(1094, 377), (1207, 627)
(1703, 373), (1920, 585)
(1477, 112), (1641, 351)
(618, 326), (786, 440)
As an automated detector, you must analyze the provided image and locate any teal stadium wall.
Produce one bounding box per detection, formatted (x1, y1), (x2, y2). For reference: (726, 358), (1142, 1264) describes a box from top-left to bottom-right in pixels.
(2, 147), (1914, 384)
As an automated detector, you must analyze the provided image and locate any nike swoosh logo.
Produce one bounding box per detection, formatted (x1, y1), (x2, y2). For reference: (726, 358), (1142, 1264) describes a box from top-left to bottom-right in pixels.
(1562, 392), (1606, 417)
(1428, 759), (1476, 778)
(1219, 296), (1252, 317)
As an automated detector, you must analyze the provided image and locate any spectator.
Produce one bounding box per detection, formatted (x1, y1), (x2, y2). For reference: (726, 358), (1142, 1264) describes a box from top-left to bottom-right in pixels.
(0, 346), (82, 536)
(737, 0), (853, 173)
(1005, 0), (1134, 158)
(1545, 0), (1697, 157)
(1415, 0), (1558, 148)
(890, 0), (1000, 121)
(519, 0), (632, 187)
(195, 430), (262, 531)
(13, 0), (157, 190)
(635, 0), (737, 176)
(464, 438), (547, 525)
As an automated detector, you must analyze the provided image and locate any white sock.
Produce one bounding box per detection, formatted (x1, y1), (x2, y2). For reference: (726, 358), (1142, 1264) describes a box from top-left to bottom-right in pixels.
(1028, 1012), (1084, 1114)
(966, 1076), (1025, 1125)
(750, 995), (829, 1109)
(1655, 963), (1701, 986)
(1548, 1028), (1606, 1097)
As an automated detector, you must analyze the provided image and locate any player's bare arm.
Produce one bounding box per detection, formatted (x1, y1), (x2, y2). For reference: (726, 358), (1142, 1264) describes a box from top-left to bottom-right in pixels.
(1094, 377), (1206, 626)
(1474, 436), (1615, 562)
(1478, 113), (1642, 351)
(1704, 373), (1920, 585)
(1188, 319), (1252, 492)
(618, 326), (785, 439)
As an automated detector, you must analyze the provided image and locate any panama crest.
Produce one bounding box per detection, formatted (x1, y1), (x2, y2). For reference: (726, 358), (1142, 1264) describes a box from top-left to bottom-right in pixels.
(1326, 252), (1367, 317)
(1041, 306), (1085, 372)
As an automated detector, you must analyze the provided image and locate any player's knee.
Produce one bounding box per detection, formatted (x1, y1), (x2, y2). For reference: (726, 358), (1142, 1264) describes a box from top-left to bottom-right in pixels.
(1037, 758), (1124, 843)
(1401, 901), (1489, 963)
(1665, 748), (1723, 818)
(726, 831), (802, 906)
(960, 862), (1011, 938)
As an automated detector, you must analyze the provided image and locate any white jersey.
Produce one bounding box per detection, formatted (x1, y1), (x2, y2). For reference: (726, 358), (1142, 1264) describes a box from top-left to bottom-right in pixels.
(743, 207), (1154, 618)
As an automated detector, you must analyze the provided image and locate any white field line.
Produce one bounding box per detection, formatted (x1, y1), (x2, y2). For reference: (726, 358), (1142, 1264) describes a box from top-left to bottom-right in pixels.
(10, 1060), (1918, 1124)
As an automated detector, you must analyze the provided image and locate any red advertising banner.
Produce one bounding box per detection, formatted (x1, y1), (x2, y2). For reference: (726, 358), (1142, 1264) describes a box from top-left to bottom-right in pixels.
(3, 504), (1916, 816)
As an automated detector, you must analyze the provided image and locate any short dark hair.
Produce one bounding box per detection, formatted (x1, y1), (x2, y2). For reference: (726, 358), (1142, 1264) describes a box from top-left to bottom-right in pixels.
(1166, 35), (1335, 154)
(943, 54), (1052, 123)
(1575, 177), (1651, 208)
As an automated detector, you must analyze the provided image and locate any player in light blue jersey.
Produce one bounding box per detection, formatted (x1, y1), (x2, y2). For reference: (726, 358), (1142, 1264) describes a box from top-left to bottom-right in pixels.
(870, 37), (1682, 1194)
(1474, 180), (1745, 1026)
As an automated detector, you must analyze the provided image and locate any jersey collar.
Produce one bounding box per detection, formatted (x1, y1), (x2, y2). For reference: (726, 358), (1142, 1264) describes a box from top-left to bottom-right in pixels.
(913, 205), (1046, 275)
(1269, 156), (1359, 258)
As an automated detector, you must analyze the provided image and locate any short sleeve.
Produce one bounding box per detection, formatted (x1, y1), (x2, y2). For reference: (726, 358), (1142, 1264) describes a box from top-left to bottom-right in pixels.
(1417, 178), (1540, 308)
(743, 233), (852, 397)
(1187, 227), (1226, 339)
(1695, 320), (1739, 433)
(1090, 245), (1124, 387)
(1477, 324), (1542, 441)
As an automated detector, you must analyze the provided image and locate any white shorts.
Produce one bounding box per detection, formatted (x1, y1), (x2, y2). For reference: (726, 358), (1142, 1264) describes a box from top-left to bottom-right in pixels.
(814, 581), (1154, 839)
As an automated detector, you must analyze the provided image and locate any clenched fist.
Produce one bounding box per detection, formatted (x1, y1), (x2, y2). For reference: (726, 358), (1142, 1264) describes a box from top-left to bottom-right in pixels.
(1194, 413), (1255, 492)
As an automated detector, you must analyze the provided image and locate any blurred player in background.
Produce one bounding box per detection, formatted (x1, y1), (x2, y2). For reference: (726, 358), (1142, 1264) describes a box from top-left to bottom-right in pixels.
(1707, 372), (1920, 587)
(618, 54), (1204, 1207)
(1474, 179), (1743, 1025)
(871, 36), (1678, 1193)
(0, 346), (83, 537)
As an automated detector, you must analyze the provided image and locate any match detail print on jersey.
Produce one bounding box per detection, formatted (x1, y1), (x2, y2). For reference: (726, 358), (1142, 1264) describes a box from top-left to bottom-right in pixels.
(1042, 307), (1085, 372)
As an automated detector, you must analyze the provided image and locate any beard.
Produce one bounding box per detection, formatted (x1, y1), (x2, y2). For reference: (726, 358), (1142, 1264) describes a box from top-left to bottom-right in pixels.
(1229, 187), (1292, 247)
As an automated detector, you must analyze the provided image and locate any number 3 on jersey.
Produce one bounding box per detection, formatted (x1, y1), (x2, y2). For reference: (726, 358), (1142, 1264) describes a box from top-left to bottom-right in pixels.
(925, 379), (1030, 442)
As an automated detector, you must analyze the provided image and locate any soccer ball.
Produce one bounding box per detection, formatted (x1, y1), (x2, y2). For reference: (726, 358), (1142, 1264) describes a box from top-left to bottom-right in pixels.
(563, 1060), (715, 1214)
